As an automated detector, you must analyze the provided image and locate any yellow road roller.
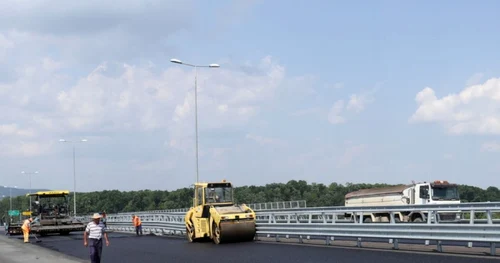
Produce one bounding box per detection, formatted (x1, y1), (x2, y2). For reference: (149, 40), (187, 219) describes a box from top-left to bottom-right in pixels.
(184, 180), (256, 244)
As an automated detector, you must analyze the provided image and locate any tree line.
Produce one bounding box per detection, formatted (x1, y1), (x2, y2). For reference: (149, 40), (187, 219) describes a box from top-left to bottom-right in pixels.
(1, 180), (499, 219)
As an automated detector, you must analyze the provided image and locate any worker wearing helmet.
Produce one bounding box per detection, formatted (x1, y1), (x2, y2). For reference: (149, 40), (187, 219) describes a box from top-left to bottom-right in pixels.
(21, 217), (33, 243)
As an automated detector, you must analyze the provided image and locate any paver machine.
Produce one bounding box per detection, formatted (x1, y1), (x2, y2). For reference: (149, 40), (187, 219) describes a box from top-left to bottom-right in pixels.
(8, 190), (86, 236)
(184, 180), (256, 244)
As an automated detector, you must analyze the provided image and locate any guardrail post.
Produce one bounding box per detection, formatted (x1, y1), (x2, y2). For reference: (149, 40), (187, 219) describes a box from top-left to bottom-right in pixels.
(468, 210), (474, 248)
(487, 210), (493, 225)
(490, 243), (496, 256)
(437, 241), (442, 252)
(425, 211), (431, 246)
(393, 239), (399, 250)
(357, 238), (362, 248)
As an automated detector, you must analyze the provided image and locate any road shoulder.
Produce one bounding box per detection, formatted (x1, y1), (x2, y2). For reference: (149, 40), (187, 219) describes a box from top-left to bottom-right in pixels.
(0, 231), (87, 263)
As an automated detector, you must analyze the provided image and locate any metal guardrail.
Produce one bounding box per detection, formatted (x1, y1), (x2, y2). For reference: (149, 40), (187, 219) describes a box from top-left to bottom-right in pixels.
(92, 202), (500, 256)
(74, 200), (307, 222)
(247, 200), (307, 210)
(253, 201), (500, 213)
(103, 200), (307, 215)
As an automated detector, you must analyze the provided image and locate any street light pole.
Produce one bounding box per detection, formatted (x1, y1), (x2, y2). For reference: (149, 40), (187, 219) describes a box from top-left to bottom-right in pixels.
(8, 186), (16, 211)
(21, 171), (39, 213)
(73, 144), (76, 215)
(59, 139), (87, 216)
(170, 58), (220, 183)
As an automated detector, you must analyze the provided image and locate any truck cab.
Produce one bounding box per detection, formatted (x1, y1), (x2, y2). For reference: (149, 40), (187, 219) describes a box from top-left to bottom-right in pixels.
(414, 180), (461, 205)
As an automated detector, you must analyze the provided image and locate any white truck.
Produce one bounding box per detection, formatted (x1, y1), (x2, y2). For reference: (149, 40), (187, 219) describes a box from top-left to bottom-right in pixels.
(344, 180), (461, 223)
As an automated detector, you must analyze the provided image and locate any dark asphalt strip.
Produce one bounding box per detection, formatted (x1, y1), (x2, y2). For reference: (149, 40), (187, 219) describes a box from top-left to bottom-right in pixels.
(15, 232), (498, 263)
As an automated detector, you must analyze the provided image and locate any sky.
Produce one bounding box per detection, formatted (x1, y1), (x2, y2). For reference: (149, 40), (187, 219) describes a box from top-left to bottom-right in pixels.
(1, 0), (500, 192)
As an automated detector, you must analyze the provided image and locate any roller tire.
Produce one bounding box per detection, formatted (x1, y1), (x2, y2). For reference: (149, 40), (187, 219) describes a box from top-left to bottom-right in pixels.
(212, 222), (221, 245)
(186, 222), (196, 243)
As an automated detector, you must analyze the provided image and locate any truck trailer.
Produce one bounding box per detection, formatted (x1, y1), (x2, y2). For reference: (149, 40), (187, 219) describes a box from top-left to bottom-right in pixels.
(344, 180), (461, 223)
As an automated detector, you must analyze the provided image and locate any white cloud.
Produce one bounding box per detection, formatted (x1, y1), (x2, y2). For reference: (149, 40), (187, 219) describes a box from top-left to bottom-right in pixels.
(0, 124), (35, 137)
(409, 77), (500, 135)
(346, 93), (369, 112)
(328, 100), (345, 124)
(0, 0), (392, 191)
(466, 72), (484, 86)
(0, 141), (51, 157)
(327, 88), (377, 124)
(0, 54), (299, 160)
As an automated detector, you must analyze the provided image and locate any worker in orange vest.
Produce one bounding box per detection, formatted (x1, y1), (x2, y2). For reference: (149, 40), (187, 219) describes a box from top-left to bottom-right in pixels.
(131, 214), (143, 236)
(21, 218), (33, 243)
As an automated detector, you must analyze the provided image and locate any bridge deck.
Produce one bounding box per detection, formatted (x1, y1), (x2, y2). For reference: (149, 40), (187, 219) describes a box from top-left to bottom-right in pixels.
(1, 230), (498, 263)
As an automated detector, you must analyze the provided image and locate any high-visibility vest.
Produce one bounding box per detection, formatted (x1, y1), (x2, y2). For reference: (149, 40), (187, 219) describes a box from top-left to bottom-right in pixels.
(21, 219), (30, 231)
(133, 216), (141, 226)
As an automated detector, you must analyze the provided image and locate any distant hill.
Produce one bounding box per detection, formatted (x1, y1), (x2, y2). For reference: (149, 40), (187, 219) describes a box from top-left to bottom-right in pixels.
(0, 187), (50, 198)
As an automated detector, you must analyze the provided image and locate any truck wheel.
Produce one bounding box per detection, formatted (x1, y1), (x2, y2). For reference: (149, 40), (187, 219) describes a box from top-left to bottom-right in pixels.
(363, 217), (372, 223)
(413, 217), (423, 223)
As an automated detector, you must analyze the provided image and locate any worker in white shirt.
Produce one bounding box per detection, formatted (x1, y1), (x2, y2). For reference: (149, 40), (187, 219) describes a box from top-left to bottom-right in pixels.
(83, 213), (110, 263)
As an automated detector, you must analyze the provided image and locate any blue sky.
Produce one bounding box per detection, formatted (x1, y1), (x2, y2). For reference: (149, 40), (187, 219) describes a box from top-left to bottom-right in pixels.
(1, 0), (500, 192)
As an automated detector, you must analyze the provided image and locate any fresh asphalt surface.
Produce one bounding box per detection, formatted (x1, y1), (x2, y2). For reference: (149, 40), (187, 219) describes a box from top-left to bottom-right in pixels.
(3, 232), (499, 263)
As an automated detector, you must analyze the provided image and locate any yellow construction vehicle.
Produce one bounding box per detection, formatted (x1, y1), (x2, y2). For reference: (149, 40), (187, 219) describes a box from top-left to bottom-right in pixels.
(8, 190), (86, 236)
(184, 180), (256, 244)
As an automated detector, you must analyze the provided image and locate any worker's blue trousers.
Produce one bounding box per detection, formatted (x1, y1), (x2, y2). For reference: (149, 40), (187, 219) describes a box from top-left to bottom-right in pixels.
(89, 238), (103, 263)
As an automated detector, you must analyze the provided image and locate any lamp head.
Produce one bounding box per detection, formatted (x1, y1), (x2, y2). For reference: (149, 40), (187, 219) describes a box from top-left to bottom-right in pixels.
(170, 58), (182, 64)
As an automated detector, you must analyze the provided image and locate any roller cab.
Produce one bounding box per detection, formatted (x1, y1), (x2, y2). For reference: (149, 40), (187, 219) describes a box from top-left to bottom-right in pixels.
(184, 180), (256, 244)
